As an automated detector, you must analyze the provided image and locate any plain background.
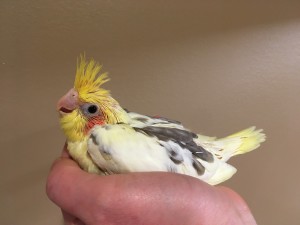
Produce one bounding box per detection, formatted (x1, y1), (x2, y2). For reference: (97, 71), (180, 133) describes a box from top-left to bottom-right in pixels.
(1, 1), (300, 224)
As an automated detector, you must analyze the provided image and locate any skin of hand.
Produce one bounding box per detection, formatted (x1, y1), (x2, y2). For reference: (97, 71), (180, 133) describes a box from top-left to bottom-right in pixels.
(46, 145), (257, 225)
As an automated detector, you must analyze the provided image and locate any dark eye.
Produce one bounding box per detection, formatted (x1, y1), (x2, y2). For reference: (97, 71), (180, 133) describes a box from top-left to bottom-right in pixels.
(81, 103), (101, 117)
(87, 105), (98, 114)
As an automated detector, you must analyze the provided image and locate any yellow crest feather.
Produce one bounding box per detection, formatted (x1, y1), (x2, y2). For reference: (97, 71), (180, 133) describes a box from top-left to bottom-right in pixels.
(71, 55), (130, 128)
(74, 55), (110, 103)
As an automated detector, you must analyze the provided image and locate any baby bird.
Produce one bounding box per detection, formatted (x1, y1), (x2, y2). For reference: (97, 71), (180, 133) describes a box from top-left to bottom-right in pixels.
(57, 56), (265, 185)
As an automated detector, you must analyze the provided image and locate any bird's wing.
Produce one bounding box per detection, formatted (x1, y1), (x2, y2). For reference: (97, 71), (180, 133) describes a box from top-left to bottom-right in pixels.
(127, 111), (185, 129)
(86, 112), (219, 180)
(128, 112), (215, 162)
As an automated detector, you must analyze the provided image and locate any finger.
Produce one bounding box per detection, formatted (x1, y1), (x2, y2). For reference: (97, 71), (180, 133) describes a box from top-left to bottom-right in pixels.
(46, 156), (94, 216)
(216, 187), (257, 225)
(62, 210), (86, 225)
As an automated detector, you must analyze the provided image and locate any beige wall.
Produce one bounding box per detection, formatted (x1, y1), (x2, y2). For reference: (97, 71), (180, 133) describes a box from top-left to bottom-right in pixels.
(1, 1), (300, 224)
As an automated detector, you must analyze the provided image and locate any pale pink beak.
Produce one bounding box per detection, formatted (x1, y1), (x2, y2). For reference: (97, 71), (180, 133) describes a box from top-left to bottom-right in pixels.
(57, 88), (79, 114)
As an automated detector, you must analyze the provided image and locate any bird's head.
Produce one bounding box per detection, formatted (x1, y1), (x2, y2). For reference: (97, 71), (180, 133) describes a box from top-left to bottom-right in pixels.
(57, 56), (129, 142)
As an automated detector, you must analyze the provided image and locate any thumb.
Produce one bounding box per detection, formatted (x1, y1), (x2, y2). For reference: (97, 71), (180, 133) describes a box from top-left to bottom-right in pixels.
(46, 142), (101, 219)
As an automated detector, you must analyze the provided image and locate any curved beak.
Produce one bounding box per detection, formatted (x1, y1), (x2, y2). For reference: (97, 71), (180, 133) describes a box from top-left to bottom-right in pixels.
(57, 88), (79, 115)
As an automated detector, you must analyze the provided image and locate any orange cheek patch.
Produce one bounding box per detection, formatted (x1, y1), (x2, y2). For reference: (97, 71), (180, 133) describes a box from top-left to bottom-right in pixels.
(84, 117), (105, 134)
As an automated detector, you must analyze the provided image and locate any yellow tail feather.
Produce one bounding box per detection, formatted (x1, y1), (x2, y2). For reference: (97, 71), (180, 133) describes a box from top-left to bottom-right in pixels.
(201, 126), (266, 162)
(227, 126), (266, 156)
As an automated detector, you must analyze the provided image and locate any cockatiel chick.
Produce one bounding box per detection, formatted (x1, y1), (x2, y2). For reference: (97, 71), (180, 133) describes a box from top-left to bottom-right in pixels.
(57, 56), (265, 185)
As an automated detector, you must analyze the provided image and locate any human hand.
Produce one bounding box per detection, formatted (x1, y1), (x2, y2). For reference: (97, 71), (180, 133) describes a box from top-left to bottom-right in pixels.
(46, 146), (257, 225)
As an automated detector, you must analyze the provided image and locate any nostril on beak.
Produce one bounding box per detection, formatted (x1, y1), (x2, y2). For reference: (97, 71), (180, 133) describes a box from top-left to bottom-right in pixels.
(57, 88), (79, 113)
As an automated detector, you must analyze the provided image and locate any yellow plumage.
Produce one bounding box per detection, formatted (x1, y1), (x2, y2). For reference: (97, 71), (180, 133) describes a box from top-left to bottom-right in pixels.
(227, 126), (266, 156)
(198, 126), (265, 160)
(57, 56), (266, 185)
(75, 56), (110, 103)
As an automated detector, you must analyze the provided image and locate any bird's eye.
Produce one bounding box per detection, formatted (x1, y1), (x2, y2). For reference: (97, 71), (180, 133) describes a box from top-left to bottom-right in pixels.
(87, 105), (98, 114)
(81, 103), (101, 117)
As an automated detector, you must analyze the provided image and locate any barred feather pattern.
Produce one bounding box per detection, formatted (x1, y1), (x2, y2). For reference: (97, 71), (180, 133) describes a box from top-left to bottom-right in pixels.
(87, 111), (265, 185)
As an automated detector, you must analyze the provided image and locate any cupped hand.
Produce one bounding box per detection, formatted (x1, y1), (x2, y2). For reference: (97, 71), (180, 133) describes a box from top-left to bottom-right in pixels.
(46, 146), (257, 225)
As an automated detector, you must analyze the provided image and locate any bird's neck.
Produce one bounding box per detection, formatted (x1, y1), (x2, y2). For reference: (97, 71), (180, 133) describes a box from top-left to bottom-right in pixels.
(99, 96), (130, 124)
